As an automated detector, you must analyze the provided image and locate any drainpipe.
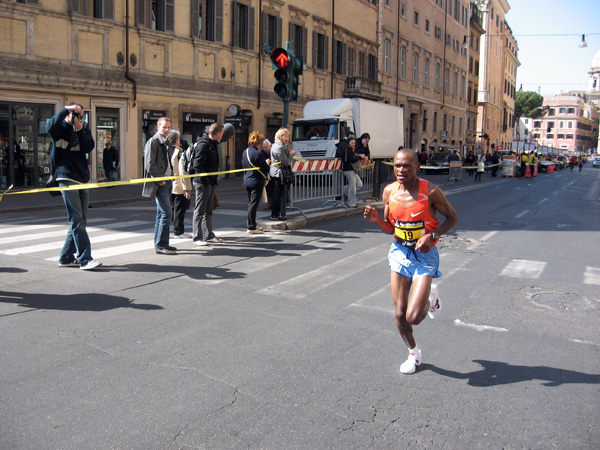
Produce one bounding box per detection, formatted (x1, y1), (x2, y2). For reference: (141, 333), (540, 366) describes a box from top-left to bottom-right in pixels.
(125, 0), (137, 106)
(257, 0), (262, 109)
(330, 0), (335, 98)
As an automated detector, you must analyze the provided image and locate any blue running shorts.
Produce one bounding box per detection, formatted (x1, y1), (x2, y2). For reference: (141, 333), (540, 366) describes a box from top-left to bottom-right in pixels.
(388, 240), (442, 279)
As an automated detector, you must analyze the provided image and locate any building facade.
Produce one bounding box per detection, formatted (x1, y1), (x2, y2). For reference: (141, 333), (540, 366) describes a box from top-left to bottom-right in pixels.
(499, 21), (518, 150)
(466, 1), (484, 155)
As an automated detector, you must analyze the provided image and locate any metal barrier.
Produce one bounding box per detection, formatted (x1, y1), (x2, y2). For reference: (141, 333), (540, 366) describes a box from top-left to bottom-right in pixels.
(448, 161), (463, 182)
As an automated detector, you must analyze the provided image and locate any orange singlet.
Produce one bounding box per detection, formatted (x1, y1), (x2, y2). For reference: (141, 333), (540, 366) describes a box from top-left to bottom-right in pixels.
(388, 178), (439, 248)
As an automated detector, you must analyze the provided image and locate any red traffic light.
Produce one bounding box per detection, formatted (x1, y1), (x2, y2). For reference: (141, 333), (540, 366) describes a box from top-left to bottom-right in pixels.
(270, 48), (290, 69)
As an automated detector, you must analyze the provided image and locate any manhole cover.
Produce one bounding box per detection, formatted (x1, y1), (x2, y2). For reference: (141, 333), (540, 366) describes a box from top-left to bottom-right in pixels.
(531, 293), (594, 311)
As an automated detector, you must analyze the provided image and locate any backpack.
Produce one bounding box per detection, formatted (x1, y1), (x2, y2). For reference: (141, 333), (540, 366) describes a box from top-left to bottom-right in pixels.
(184, 142), (197, 174)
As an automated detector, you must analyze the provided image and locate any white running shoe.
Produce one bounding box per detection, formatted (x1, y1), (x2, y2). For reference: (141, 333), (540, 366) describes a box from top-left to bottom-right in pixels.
(400, 349), (422, 374)
(206, 236), (224, 243)
(428, 284), (441, 319)
(80, 260), (102, 270)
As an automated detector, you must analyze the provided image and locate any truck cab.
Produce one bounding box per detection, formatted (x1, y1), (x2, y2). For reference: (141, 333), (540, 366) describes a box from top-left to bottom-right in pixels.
(291, 118), (353, 159)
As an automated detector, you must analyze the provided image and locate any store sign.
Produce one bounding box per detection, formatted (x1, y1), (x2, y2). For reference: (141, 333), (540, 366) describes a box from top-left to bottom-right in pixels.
(183, 112), (217, 124)
(224, 116), (250, 131)
(97, 116), (117, 127)
(142, 110), (167, 121)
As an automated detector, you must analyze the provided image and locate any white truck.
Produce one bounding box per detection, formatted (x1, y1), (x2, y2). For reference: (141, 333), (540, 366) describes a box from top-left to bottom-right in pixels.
(291, 98), (404, 160)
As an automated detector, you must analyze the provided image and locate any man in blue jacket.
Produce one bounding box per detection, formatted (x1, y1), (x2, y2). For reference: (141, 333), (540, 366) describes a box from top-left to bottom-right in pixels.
(47, 102), (101, 270)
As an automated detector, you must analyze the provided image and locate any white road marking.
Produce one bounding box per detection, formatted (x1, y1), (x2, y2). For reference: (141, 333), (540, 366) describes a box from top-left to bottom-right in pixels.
(539, 197), (549, 204)
(583, 266), (600, 285)
(480, 231), (498, 241)
(500, 259), (546, 279)
(515, 210), (529, 218)
(454, 319), (508, 332)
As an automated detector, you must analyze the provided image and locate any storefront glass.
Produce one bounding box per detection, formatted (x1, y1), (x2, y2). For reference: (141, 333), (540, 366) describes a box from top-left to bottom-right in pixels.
(96, 107), (120, 181)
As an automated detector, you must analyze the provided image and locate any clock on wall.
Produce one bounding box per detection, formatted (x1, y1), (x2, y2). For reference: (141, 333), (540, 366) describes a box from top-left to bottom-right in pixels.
(227, 104), (241, 116)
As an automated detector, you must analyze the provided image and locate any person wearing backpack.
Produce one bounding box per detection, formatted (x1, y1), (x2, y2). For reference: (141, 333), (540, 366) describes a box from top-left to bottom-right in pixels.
(192, 122), (224, 246)
(166, 130), (192, 239)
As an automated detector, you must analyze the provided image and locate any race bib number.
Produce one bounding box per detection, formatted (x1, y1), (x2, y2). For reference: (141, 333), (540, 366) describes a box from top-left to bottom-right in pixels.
(394, 219), (425, 247)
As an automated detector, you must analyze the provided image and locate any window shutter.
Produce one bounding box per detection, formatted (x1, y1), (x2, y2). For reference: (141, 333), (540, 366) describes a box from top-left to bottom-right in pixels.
(104, 0), (114, 20)
(191, 0), (199, 37)
(312, 31), (317, 68)
(324, 35), (329, 71)
(70, 0), (79, 13)
(261, 12), (268, 49)
(276, 17), (282, 47)
(215, 0), (223, 42)
(248, 6), (255, 51)
(302, 27), (307, 59)
(166, 0), (174, 32)
(136, 0), (146, 27)
(288, 23), (294, 50)
(232, 2), (239, 48)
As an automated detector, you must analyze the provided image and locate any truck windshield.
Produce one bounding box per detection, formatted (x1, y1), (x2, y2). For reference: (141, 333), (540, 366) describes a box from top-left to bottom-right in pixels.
(292, 120), (338, 141)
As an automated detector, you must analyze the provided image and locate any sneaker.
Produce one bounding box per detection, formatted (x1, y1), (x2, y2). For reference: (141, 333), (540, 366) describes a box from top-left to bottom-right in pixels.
(193, 240), (210, 246)
(80, 260), (102, 270)
(400, 349), (422, 374)
(428, 284), (441, 319)
(206, 237), (224, 243)
(155, 248), (177, 255)
(247, 228), (264, 234)
(166, 246), (178, 251)
(58, 260), (78, 267)
(173, 233), (191, 239)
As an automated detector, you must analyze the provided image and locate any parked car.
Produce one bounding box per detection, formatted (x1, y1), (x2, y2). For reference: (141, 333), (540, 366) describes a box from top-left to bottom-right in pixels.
(424, 151), (452, 174)
(592, 156), (600, 168)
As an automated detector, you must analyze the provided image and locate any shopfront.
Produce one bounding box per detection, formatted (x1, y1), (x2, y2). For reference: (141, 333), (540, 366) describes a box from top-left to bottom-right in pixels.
(95, 108), (121, 181)
(182, 112), (218, 149)
(0, 102), (55, 189)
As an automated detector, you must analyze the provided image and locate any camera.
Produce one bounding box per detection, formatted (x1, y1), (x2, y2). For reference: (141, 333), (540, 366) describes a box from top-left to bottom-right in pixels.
(73, 113), (84, 121)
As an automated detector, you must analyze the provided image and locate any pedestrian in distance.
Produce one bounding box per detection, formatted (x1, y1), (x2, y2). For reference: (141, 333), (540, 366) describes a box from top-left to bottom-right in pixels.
(491, 151), (500, 178)
(192, 122), (224, 246)
(342, 136), (366, 208)
(269, 128), (295, 221)
(465, 151), (476, 176)
(260, 139), (274, 210)
(166, 129), (192, 239)
(102, 142), (119, 183)
(47, 102), (102, 270)
(520, 152), (529, 177)
(356, 132), (371, 160)
(363, 149), (458, 374)
(529, 151), (537, 178)
(475, 155), (485, 182)
(242, 131), (271, 234)
(142, 117), (178, 255)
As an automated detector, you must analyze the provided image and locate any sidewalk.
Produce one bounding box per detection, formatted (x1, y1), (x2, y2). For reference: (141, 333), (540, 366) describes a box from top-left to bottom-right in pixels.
(0, 172), (505, 229)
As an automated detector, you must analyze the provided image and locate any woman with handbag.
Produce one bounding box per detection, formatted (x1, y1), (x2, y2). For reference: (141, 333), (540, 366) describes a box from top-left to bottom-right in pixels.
(268, 128), (295, 221)
(343, 137), (366, 208)
(242, 131), (271, 234)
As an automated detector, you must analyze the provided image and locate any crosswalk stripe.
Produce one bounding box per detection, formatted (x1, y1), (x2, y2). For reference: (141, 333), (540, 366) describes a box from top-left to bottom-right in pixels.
(0, 217), (112, 236)
(256, 246), (382, 299)
(584, 266), (600, 285)
(47, 239), (157, 261)
(500, 259), (546, 279)
(0, 220), (146, 245)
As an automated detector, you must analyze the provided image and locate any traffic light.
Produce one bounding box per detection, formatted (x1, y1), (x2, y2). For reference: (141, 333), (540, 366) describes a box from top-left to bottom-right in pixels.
(290, 56), (303, 101)
(270, 48), (291, 100)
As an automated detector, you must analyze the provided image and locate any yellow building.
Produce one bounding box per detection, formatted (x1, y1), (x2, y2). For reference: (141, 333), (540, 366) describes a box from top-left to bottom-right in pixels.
(500, 22), (519, 150)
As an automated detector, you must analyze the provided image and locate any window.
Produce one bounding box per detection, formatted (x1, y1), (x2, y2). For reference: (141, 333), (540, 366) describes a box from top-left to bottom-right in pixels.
(424, 58), (430, 88)
(400, 46), (407, 79)
(460, 75), (466, 99)
(474, 60), (479, 76)
(232, 1), (254, 50)
(400, 2), (406, 18)
(567, 121), (572, 128)
(459, 117), (463, 135)
(467, 84), (472, 103)
(566, 134), (573, 139)
(348, 48), (356, 76)
(414, 10), (419, 26)
(368, 54), (378, 81)
(559, 107), (566, 114)
(262, 12), (282, 50)
(433, 111), (438, 132)
(557, 133), (564, 139)
(289, 23), (307, 59)
(451, 115), (455, 134)
(313, 31), (328, 70)
(547, 134), (554, 139)
(358, 51), (366, 77)
(334, 40), (346, 75)
(567, 107), (575, 114)
(71, 0), (114, 19)
(454, 0), (460, 21)
(137, 0), (175, 32)
(558, 121), (563, 128)
(435, 62), (441, 91)
(16, 0), (39, 3)
(444, 67), (450, 94)
(423, 110), (428, 132)
(443, 114), (448, 132)
(435, 26), (442, 40)
(384, 39), (392, 74)
(548, 108), (555, 116)
(425, 19), (430, 33)
(412, 53), (419, 83)
(193, 0), (222, 41)
(533, 121), (542, 128)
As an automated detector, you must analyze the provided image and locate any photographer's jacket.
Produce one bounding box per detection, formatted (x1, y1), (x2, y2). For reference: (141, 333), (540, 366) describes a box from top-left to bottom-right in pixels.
(46, 107), (95, 183)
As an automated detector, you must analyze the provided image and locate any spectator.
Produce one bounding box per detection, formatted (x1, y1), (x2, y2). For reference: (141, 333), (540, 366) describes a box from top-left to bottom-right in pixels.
(102, 142), (119, 182)
(242, 131), (271, 234)
(166, 129), (192, 239)
(47, 102), (101, 270)
(342, 137), (365, 208)
(142, 117), (177, 255)
(356, 133), (371, 160)
(269, 128), (295, 221)
(261, 139), (273, 210)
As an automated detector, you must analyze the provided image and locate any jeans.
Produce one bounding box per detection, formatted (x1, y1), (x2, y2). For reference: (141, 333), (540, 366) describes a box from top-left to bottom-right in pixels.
(246, 186), (261, 229)
(59, 181), (92, 264)
(154, 181), (173, 249)
(193, 182), (215, 241)
(343, 170), (363, 207)
(270, 178), (287, 218)
(106, 170), (118, 182)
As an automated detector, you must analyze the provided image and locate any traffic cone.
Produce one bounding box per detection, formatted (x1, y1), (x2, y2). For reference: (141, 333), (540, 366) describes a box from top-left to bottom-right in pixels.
(525, 165), (531, 178)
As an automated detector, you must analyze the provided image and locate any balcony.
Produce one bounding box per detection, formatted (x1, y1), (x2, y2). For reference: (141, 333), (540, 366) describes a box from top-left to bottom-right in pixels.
(342, 77), (383, 101)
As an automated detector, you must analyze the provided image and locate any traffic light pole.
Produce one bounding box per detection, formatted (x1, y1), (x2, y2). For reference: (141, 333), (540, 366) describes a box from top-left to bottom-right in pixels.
(283, 98), (290, 129)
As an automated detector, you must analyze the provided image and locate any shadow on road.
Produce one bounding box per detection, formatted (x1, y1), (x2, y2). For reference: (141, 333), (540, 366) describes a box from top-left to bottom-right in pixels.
(424, 359), (600, 387)
(0, 290), (163, 312)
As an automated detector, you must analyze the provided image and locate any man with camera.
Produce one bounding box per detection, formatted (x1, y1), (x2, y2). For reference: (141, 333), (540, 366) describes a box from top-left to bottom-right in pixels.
(46, 102), (102, 270)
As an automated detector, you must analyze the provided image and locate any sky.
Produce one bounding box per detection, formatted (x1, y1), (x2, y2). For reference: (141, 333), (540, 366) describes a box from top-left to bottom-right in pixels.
(505, 0), (600, 97)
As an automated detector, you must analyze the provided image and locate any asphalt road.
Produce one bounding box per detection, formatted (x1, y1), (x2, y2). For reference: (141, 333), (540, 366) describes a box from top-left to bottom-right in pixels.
(1, 168), (599, 449)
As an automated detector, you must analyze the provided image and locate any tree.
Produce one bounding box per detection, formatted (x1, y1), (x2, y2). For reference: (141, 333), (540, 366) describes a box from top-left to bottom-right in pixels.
(515, 91), (544, 120)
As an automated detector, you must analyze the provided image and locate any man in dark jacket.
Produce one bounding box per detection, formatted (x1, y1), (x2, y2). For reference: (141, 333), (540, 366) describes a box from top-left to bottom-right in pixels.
(192, 122), (224, 246)
(142, 117), (177, 255)
(102, 142), (119, 182)
(47, 102), (101, 270)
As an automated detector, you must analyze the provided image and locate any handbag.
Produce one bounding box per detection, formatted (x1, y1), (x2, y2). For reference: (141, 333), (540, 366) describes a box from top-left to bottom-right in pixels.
(351, 160), (364, 175)
(280, 165), (295, 185)
(46, 169), (62, 197)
